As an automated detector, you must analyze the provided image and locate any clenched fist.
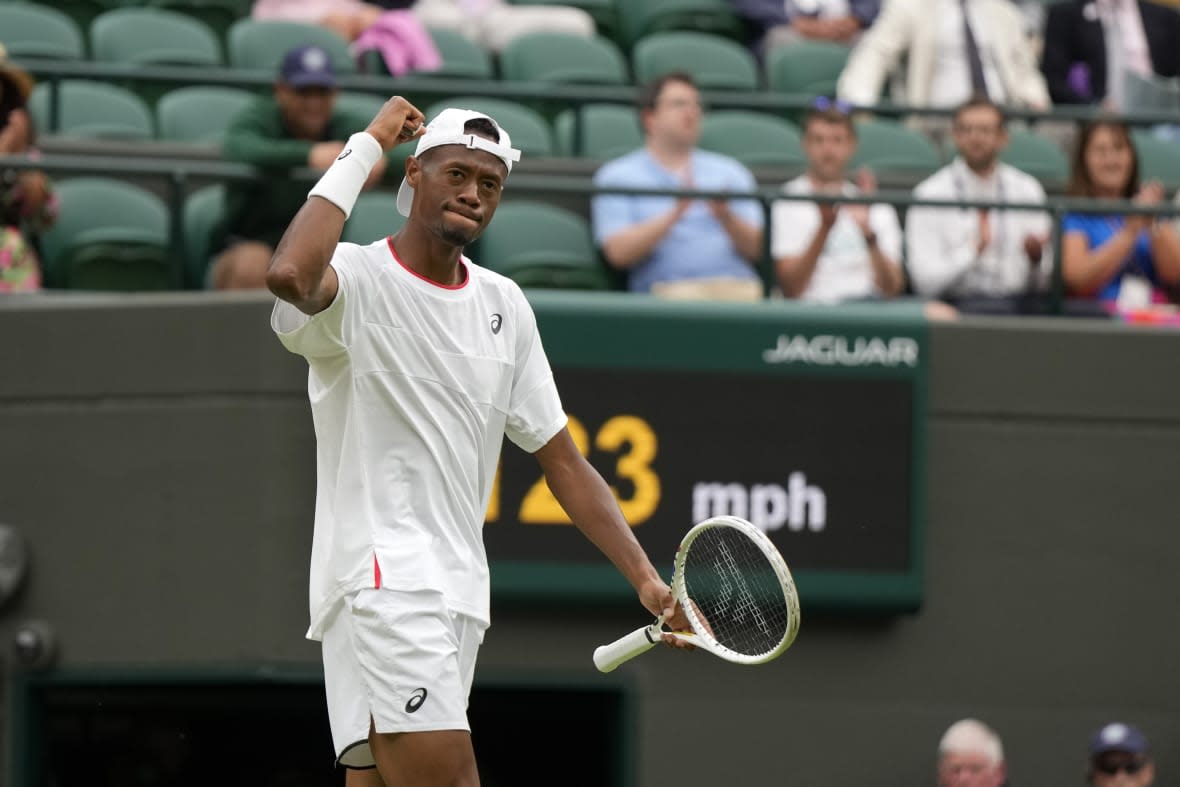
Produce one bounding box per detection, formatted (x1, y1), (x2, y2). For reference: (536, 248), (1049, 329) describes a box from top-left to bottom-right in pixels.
(364, 96), (427, 152)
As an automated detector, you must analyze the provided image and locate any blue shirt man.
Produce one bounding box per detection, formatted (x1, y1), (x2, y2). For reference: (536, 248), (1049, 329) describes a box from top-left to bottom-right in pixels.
(591, 72), (764, 296)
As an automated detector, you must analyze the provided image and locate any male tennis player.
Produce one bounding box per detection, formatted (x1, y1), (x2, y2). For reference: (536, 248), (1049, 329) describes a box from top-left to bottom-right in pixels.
(266, 95), (688, 786)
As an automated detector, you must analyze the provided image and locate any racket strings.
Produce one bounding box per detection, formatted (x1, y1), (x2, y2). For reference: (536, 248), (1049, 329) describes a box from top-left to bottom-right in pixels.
(682, 527), (790, 657)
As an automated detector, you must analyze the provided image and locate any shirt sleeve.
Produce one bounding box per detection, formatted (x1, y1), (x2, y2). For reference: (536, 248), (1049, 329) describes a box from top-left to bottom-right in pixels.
(270, 244), (365, 359)
(771, 196), (816, 258)
(871, 203), (903, 262)
(727, 162), (764, 227)
(591, 163), (636, 246)
(504, 290), (567, 453)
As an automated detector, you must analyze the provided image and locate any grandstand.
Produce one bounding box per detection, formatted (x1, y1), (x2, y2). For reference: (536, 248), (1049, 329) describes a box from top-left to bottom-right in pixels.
(2, 2), (1180, 786)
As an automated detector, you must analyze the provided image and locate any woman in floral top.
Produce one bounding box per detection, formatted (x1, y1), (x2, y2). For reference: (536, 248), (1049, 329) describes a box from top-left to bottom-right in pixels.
(0, 43), (57, 293)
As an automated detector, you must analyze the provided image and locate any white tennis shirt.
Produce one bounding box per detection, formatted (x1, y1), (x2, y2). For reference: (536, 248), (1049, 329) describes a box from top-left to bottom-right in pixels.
(272, 238), (567, 639)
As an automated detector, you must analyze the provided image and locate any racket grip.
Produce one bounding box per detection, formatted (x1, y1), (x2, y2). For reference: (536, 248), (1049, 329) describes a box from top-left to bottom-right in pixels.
(593, 625), (660, 673)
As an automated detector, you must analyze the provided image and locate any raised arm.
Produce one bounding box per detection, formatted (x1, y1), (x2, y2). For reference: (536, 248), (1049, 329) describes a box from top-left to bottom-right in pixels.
(265, 96), (425, 315)
(534, 428), (688, 637)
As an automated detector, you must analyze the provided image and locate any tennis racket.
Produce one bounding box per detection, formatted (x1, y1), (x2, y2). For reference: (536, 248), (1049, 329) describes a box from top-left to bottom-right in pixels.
(593, 515), (800, 672)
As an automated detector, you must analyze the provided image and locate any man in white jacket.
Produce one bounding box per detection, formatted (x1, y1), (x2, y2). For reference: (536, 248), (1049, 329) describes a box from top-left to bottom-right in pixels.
(836, 0), (1049, 109)
(906, 97), (1051, 306)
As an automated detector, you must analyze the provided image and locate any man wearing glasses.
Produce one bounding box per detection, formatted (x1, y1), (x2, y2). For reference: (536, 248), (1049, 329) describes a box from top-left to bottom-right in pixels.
(591, 72), (764, 300)
(771, 97), (903, 302)
(905, 96), (1052, 311)
(1088, 723), (1155, 787)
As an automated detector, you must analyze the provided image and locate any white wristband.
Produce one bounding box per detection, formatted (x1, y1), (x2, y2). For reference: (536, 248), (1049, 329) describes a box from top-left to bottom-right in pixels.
(307, 132), (383, 219)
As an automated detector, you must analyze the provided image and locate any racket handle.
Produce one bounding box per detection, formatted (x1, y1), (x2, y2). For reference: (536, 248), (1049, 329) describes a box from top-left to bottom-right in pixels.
(593, 625), (660, 673)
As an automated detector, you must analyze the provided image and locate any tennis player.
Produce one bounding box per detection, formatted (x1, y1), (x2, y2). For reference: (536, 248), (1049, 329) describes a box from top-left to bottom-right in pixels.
(266, 95), (688, 786)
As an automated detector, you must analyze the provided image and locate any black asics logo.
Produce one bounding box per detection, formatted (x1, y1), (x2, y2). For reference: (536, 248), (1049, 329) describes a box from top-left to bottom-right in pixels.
(336, 149), (352, 161)
(490, 313), (503, 334)
(405, 688), (428, 713)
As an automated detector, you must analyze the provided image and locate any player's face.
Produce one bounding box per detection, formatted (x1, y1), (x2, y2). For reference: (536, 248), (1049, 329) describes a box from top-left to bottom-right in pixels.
(408, 146), (507, 247)
(803, 119), (855, 183)
(275, 84), (337, 141)
(644, 80), (702, 149)
(938, 752), (1005, 787)
(952, 106), (1007, 173)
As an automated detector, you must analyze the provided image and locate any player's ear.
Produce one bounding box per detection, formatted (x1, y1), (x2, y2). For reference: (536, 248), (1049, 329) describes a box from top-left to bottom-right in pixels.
(405, 155), (422, 187)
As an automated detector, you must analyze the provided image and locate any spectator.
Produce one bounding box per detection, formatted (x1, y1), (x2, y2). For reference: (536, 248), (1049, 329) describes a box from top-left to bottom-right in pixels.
(937, 719), (1007, 787)
(252, 0), (384, 41)
(1061, 119), (1180, 310)
(836, 0), (1049, 110)
(730, 0), (880, 52)
(214, 45), (381, 290)
(906, 97), (1052, 309)
(591, 72), (764, 300)
(772, 98), (903, 301)
(1088, 722), (1155, 787)
(411, 0), (595, 53)
(1041, 0), (1180, 109)
(0, 44), (56, 293)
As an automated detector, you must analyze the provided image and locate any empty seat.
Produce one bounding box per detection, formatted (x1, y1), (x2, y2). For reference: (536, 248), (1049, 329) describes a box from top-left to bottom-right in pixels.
(91, 7), (222, 66)
(182, 184), (226, 288)
(156, 86), (254, 144)
(1001, 128), (1069, 186)
(424, 97), (555, 156)
(554, 103), (642, 159)
(342, 192), (407, 246)
(149, 0), (249, 42)
(766, 41), (851, 97)
(851, 119), (941, 180)
(41, 177), (174, 291)
(500, 32), (628, 85)
(227, 19), (355, 74)
(1133, 130), (1180, 189)
(30, 80), (154, 139)
(617, 0), (745, 48)
(0, 4), (85, 59)
(476, 200), (609, 290)
(699, 110), (804, 169)
(420, 27), (495, 79)
(632, 31), (758, 91)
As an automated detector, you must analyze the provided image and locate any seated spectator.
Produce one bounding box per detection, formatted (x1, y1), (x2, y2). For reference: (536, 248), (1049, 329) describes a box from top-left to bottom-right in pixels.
(252, 0), (384, 41)
(1061, 119), (1180, 310)
(730, 0), (880, 52)
(836, 0), (1049, 110)
(214, 45), (381, 290)
(1041, 0), (1180, 109)
(0, 44), (56, 293)
(1088, 722), (1155, 787)
(411, 0), (595, 53)
(906, 97), (1052, 310)
(591, 72), (764, 300)
(937, 719), (1007, 787)
(772, 99), (903, 301)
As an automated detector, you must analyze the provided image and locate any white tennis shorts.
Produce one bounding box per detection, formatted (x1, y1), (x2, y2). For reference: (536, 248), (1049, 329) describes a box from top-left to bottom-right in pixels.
(321, 587), (486, 768)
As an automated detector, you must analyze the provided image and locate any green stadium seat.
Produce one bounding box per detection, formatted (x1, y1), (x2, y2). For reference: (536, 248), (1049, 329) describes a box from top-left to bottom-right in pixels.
(156, 85), (253, 144)
(851, 119), (941, 180)
(425, 27), (495, 79)
(182, 184), (225, 288)
(91, 7), (223, 66)
(29, 80), (154, 139)
(0, 4), (85, 59)
(149, 0), (249, 42)
(631, 31), (758, 91)
(699, 110), (804, 169)
(508, 0), (619, 40)
(342, 192), (407, 246)
(335, 91), (387, 123)
(227, 19), (355, 74)
(554, 103), (641, 158)
(424, 97), (555, 156)
(500, 33), (629, 85)
(766, 41), (851, 98)
(1133, 130), (1180, 190)
(617, 0), (745, 48)
(1000, 128), (1069, 186)
(476, 201), (609, 290)
(41, 177), (173, 291)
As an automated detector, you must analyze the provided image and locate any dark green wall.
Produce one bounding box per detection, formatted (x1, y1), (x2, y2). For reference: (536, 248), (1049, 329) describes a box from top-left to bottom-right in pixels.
(1, 295), (1177, 787)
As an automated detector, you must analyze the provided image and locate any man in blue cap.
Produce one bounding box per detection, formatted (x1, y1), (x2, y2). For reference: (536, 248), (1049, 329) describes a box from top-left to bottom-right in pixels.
(1088, 723), (1155, 787)
(213, 45), (384, 289)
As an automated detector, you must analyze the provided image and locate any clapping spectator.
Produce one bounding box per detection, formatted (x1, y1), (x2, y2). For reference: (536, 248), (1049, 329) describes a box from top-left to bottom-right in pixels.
(1061, 119), (1180, 311)
(730, 0), (880, 52)
(591, 73), (764, 300)
(0, 44), (56, 293)
(772, 99), (903, 301)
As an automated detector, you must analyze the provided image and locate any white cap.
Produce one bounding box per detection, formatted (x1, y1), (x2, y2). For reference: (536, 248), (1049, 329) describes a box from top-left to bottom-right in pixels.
(396, 108), (522, 217)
